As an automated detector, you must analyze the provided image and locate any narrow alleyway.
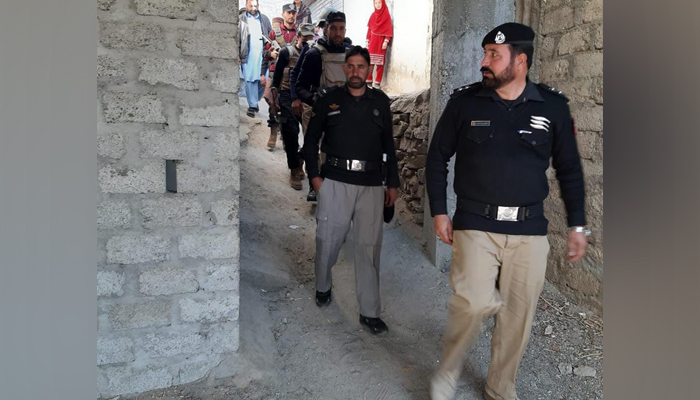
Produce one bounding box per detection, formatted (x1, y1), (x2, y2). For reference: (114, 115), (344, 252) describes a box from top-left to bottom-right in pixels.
(131, 99), (603, 400)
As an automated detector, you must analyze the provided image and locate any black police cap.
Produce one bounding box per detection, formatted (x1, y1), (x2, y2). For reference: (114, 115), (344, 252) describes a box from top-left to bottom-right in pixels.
(481, 22), (535, 47)
(282, 3), (296, 13)
(326, 10), (346, 24)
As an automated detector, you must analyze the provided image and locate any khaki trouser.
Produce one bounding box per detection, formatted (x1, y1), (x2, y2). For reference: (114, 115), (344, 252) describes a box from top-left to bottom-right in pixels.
(438, 230), (549, 400)
(301, 103), (312, 135)
(314, 179), (385, 317)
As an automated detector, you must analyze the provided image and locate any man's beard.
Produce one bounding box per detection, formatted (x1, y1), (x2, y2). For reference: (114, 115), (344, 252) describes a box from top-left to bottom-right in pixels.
(481, 61), (515, 89)
(329, 35), (344, 46)
(347, 77), (365, 89)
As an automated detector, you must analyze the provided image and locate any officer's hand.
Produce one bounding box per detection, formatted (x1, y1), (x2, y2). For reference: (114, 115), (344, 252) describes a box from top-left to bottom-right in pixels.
(567, 231), (588, 263)
(384, 188), (398, 207)
(292, 98), (302, 115)
(434, 214), (453, 246)
(312, 177), (324, 194)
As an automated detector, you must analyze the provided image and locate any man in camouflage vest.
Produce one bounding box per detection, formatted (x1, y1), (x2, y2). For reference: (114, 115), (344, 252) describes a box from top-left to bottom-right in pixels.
(271, 23), (315, 190)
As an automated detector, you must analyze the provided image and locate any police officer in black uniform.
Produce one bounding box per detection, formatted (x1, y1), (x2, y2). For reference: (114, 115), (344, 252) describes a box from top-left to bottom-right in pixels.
(426, 23), (590, 400)
(302, 45), (399, 335)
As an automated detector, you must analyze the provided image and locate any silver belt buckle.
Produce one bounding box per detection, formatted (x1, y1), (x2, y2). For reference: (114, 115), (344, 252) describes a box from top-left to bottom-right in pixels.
(350, 159), (364, 171)
(496, 206), (519, 222)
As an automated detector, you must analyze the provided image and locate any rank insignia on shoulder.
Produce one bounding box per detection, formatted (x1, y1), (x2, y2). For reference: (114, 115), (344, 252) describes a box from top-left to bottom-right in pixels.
(450, 82), (482, 99)
(537, 83), (569, 102)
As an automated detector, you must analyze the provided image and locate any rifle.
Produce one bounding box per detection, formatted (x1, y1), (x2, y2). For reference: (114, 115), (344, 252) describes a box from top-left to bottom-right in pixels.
(261, 34), (281, 57)
(269, 87), (281, 122)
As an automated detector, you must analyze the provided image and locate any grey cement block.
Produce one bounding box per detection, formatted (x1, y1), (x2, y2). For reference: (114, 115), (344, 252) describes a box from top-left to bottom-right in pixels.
(201, 263), (238, 292)
(138, 58), (200, 90)
(139, 267), (199, 296)
(98, 0), (117, 11)
(213, 131), (240, 160)
(210, 66), (238, 93)
(209, 199), (238, 226)
(98, 54), (126, 78)
(100, 21), (165, 51)
(135, 0), (197, 20)
(573, 52), (603, 78)
(98, 132), (126, 159)
(98, 201), (131, 230)
(582, 0), (603, 23)
(106, 235), (170, 264)
(179, 296), (239, 323)
(177, 28), (237, 59)
(98, 336), (135, 365)
(141, 198), (202, 229)
(204, 0), (239, 23)
(541, 6), (574, 35)
(139, 331), (207, 359)
(540, 59), (570, 82)
(99, 163), (165, 194)
(209, 323), (239, 353)
(98, 270), (126, 297)
(108, 300), (171, 330)
(176, 356), (222, 384)
(179, 103), (238, 127)
(178, 231), (238, 260)
(102, 92), (166, 124)
(177, 164), (239, 193)
(572, 105), (603, 132)
(140, 130), (199, 159)
(100, 365), (173, 396)
(557, 28), (590, 55)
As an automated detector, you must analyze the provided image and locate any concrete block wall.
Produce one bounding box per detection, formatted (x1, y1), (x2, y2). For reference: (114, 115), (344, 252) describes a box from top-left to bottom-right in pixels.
(535, 0), (604, 315)
(97, 0), (241, 397)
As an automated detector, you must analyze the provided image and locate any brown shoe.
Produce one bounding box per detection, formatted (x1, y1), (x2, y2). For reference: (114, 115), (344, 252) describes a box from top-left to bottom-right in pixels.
(297, 157), (305, 178)
(267, 126), (279, 150)
(289, 170), (302, 190)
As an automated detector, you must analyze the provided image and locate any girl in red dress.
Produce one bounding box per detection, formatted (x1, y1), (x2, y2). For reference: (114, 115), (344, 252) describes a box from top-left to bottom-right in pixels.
(365, 0), (393, 89)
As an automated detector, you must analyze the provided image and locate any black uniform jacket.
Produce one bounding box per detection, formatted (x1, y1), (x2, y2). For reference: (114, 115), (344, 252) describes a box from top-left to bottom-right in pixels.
(426, 79), (586, 235)
(302, 85), (400, 189)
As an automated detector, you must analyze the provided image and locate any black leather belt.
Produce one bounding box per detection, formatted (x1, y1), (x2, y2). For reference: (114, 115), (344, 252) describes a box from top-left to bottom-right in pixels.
(326, 156), (381, 172)
(457, 198), (543, 222)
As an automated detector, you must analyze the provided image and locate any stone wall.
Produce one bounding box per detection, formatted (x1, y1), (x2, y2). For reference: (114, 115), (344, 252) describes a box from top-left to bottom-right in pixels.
(97, 0), (241, 397)
(389, 90), (431, 224)
(536, 0), (604, 314)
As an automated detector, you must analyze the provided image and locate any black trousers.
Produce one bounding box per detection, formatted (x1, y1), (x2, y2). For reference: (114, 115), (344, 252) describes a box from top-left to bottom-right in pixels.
(279, 90), (302, 170)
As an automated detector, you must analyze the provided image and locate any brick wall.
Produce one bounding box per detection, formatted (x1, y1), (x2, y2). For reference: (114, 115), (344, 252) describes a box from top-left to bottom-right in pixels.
(536, 0), (603, 314)
(97, 0), (241, 397)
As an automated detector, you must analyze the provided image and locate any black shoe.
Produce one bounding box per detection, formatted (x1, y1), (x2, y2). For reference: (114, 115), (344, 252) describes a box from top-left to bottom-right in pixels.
(315, 289), (331, 307)
(306, 187), (317, 202)
(359, 315), (388, 335)
(246, 108), (255, 118)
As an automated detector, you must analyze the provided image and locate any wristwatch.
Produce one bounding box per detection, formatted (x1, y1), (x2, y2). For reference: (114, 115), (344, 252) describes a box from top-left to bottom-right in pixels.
(568, 226), (591, 236)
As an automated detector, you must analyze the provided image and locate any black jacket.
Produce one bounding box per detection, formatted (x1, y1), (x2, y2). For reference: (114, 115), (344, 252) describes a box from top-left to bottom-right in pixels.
(426, 80), (586, 235)
(302, 85), (400, 188)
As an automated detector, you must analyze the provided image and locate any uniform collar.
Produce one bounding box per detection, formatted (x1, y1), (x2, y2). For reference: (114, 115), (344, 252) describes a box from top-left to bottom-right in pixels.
(342, 84), (375, 100)
(476, 78), (544, 103)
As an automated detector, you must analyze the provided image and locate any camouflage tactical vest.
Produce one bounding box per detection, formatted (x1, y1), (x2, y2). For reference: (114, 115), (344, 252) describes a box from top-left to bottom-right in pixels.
(280, 44), (300, 91)
(313, 42), (348, 89)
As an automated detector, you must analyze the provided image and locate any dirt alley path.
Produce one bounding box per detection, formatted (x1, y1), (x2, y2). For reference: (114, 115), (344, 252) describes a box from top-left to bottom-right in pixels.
(131, 99), (603, 400)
